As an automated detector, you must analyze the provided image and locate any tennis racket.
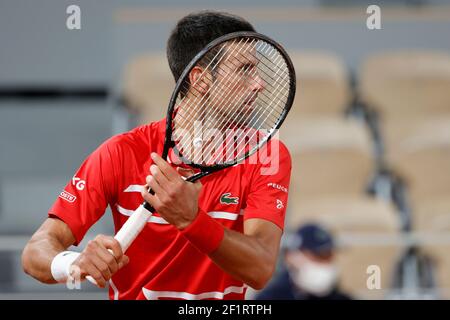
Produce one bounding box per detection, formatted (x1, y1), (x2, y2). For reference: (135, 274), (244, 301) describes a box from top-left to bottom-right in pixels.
(86, 31), (296, 284)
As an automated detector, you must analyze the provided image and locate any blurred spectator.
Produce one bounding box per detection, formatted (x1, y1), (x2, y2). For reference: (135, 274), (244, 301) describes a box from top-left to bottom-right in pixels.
(256, 223), (352, 300)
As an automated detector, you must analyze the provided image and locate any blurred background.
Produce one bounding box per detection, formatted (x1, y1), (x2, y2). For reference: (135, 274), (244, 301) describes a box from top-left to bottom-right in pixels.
(1, 0), (450, 299)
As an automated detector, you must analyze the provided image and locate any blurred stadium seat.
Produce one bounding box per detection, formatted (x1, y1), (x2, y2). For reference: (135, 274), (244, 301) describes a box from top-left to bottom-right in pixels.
(357, 50), (450, 298)
(382, 115), (450, 161)
(385, 117), (450, 231)
(122, 53), (173, 124)
(358, 51), (450, 188)
(289, 51), (351, 116)
(359, 50), (450, 118)
(286, 195), (400, 232)
(414, 200), (450, 232)
(336, 239), (404, 299)
(282, 116), (374, 203)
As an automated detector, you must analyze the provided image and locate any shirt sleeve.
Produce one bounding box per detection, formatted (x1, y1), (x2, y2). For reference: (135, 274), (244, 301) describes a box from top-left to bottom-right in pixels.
(48, 138), (117, 245)
(243, 139), (292, 230)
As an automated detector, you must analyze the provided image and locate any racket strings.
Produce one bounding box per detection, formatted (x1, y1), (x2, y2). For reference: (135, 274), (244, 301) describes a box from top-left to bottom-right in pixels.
(193, 82), (283, 165)
(177, 41), (289, 165)
(175, 39), (288, 127)
(199, 46), (288, 126)
(175, 43), (270, 160)
(172, 38), (253, 134)
(173, 38), (260, 155)
(187, 87), (282, 165)
(186, 46), (289, 132)
(175, 44), (286, 146)
(174, 41), (289, 133)
(200, 48), (289, 164)
(198, 48), (288, 163)
(174, 60), (287, 141)
(172, 37), (291, 166)
(176, 42), (288, 165)
(171, 39), (253, 158)
(192, 43), (290, 115)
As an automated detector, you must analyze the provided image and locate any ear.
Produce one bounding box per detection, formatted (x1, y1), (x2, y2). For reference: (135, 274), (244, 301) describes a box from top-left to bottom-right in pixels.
(189, 66), (210, 95)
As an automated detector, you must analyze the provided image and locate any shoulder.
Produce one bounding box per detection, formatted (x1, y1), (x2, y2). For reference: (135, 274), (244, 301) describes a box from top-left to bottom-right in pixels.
(251, 137), (291, 164)
(268, 138), (291, 163)
(245, 137), (291, 179)
(101, 119), (165, 156)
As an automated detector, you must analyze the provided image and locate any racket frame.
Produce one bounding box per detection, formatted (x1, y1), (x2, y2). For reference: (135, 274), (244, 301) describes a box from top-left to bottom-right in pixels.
(162, 31), (296, 174)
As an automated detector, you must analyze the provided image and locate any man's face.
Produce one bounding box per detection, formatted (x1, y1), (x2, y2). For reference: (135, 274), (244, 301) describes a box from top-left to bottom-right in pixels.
(173, 35), (291, 165)
(203, 41), (265, 126)
(285, 249), (338, 296)
(176, 40), (266, 164)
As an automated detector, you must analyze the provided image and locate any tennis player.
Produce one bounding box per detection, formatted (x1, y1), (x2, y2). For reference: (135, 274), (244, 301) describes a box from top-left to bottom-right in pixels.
(22, 10), (292, 300)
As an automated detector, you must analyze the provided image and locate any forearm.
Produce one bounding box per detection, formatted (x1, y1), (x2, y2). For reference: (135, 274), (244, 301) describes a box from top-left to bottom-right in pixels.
(180, 210), (281, 290)
(209, 228), (277, 290)
(22, 232), (65, 283)
(22, 218), (76, 284)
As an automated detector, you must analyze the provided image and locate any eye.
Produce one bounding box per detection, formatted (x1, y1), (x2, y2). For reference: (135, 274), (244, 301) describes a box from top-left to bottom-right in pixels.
(240, 63), (254, 73)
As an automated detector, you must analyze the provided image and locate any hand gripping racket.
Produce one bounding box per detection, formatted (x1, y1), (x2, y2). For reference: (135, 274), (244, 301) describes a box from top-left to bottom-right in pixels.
(86, 31), (296, 284)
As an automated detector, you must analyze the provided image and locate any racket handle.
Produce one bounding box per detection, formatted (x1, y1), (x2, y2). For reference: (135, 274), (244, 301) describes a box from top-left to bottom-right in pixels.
(86, 275), (96, 285)
(115, 204), (153, 252)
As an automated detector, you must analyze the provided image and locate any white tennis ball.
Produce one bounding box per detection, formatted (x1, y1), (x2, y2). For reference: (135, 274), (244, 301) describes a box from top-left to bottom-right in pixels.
(193, 137), (203, 148)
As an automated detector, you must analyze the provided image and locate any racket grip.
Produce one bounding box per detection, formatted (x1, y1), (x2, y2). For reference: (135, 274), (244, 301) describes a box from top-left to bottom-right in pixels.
(114, 204), (153, 252)
(86, 275), (98, 285)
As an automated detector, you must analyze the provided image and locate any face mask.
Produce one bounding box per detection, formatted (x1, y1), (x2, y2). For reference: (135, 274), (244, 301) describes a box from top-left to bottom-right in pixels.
(289, 254), (338, 297)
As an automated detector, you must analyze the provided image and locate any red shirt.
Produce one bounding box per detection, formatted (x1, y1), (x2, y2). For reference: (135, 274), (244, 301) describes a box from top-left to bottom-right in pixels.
(48, 118), (291, 300)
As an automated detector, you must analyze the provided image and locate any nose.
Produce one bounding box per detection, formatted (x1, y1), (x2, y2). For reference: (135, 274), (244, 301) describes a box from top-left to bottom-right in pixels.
(249, 72), (265, 92)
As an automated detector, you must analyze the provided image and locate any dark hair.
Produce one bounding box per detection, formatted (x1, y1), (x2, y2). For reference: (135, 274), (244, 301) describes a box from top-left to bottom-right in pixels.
(166, 11), (256, 83)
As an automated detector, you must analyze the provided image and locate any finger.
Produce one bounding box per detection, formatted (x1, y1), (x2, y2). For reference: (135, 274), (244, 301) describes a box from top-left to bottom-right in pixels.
(141, 188), (164, 210)
(145, 174), (167, 197)
(95, 242), (120, 275)
(83, 263), (107, 288)
(90, 253), (112, 282)
(151, 152), (180, 181)
(95, 235), (123, 261)
(150, 165), (180, 196)
(150, 164), (171, 188)
(118, 255), (130, 269)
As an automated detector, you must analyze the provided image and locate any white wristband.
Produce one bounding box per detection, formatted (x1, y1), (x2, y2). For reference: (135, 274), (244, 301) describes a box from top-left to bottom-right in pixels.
(50, 251), (80, 282)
